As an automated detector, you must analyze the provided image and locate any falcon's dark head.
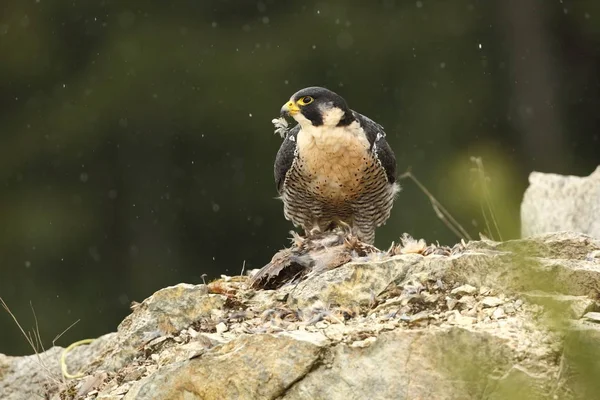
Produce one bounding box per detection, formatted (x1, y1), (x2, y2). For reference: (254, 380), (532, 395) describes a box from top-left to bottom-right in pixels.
(280, 86), (354, 127)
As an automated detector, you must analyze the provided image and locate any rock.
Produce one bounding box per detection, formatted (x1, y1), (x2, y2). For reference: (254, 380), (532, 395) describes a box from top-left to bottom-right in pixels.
(94, 283), (226, 371)
(492, 307), (506, 320)
(466, 230), (600, 261)
(123, 334), (323, 400)
(522, 292), (597, 319)
(560, 321), (600, 399)
(215, 322), (228, 333)
(453, 315), (477, 326)
(457, 295), (476, 308)
(479, 286), (492, 295)
(451, 284), (478, 296)
(481, 297), (504, 308)
(0, 333), (113, 400)
(446, 297), (458, 310)
(583, 312), (600, 323)
(350, 336), (377, 348)
(521, 166), (600, 239)
(285, 329), (542, 399)
(3, 232), (600, 400)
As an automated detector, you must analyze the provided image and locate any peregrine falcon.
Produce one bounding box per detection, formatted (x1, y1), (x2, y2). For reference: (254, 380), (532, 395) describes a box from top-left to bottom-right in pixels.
(274, 86), (399, 244)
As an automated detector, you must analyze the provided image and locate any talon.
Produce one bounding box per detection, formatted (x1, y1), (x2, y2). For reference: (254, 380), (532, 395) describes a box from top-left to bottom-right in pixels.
(289, 231), (305, 246)
(336, 220), (353, 234)
(308, 226), (322, 236)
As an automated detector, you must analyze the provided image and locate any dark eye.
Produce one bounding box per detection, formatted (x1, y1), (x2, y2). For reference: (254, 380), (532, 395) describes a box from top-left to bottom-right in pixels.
(298, 96), (314, 105)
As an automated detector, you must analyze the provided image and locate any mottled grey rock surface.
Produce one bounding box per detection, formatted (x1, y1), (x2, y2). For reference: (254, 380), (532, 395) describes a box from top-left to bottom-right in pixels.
(521, 166), (600, 238)
(2, 232), (600, 400)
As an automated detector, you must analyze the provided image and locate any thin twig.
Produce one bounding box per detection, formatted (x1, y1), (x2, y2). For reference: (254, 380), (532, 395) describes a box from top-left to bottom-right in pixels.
(52, 319), (81, 347)
(399, 169), (472, 241)
(0, 297), (61, 384)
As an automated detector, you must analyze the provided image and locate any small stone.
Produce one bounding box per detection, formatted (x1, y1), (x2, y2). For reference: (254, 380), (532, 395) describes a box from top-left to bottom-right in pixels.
(479, 286), (491, 295)
(445, 310), (460, 325)
(462, 308), (477, 317)
(188, 327), (199, 338)
(503, 304), (516, 314)
(403, 293), (425, 306)
(454, 315), (476, 325)
(423, 293), (440, 303)
(383, 322), (396, 330)
(583, 312), (600, 323)
(446, 297), (458, 310)
(586, 250), (600, 261)
(323, 324), (345, 341)
(458, 295), (476, 308)
(514, 299), (523, 309)
(451, 284), (477, 296)
(275, 292), (288, 301)
(123, 367), (145, 382)
(351, 337), (377, 348)
(215, 322), (228, 333)
(492, 307), (506, 320)
(399, 313), (411, 322)
(483, 308), (495, 317)
(315, 321), (328, 329)
(481, 296), (504, 308)
(409, 311), (430, 323)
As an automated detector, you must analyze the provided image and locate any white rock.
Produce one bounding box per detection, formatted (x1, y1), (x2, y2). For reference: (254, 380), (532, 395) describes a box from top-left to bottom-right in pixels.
(315, 321), (329, 329)
(451, 284), (477, 296)
(458, 295), (476, 308)
(521, 166), (600, 238)
(492, 307), (506, 320)
(583, 312), (600, 323)
(350, 337), (377, 348)
(215, 322), (228, 334)
(446, 297), (458, 310)
(481, 297), (504, 308)
(454, 315), (476, 325)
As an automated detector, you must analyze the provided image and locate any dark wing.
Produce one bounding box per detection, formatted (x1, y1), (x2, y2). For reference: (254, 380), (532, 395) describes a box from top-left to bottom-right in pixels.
(274, 124), (300, 193)
(352, 111), (397, 184)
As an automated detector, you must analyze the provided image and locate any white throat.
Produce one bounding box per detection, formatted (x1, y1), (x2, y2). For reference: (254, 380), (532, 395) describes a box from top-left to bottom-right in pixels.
(320, 106), (345, 126)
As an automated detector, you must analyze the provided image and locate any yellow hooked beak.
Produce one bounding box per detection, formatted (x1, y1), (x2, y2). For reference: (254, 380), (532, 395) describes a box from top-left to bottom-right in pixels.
(280, 100), (300, 117)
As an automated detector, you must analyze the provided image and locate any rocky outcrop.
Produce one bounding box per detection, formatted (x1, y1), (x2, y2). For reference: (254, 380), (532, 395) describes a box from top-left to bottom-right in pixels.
(2, 232), (600, 400)
(521, 166), (600, 239)
(0, 333), (113, 400)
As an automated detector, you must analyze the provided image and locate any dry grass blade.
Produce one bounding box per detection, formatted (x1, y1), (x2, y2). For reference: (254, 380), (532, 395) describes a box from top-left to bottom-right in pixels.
(240, 259), (246, 277)
(1, 297), (37, 351)
(399, 169), (472, 241)
(53, 319), (81, 347)
(0, 297), (62, 385)
(470, 157), (503, 241)
(30, 301), (46, 354)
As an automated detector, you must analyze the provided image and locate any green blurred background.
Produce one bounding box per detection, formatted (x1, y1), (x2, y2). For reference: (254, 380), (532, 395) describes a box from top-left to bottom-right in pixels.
(0, 0), (598, 355)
